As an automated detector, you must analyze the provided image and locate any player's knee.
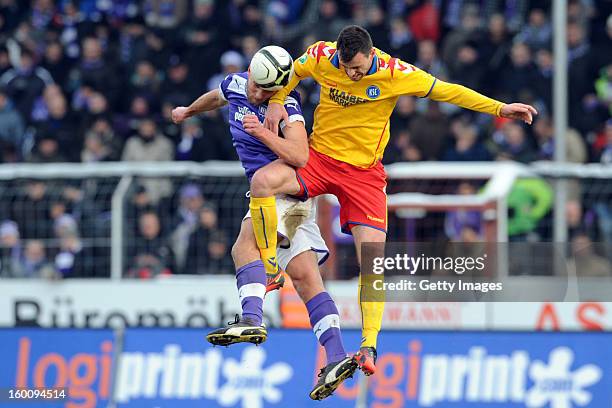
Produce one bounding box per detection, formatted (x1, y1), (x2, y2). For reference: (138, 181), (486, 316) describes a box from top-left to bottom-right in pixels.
(231, 237), (257, 265)
(251, 168), (276, 196)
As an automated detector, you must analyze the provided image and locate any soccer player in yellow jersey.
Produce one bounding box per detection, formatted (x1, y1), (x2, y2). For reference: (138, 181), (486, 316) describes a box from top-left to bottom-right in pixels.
(243, 25), (537, 375)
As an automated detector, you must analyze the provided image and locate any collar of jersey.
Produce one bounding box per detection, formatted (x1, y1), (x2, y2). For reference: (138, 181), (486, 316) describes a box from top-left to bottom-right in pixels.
(330, 52), (379, 76)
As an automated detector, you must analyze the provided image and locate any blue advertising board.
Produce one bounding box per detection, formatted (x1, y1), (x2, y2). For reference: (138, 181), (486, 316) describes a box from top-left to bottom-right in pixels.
(0, 328), (116, 408)
(1, 328), (611, 408)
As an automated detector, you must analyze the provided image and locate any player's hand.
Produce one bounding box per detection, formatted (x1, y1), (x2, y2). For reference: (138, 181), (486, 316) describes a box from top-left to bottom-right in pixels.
(243, 114), (269, 140)
(263, 103), (288, 135)
(171, 107), (189, 124)
(500, 103), (538, 125)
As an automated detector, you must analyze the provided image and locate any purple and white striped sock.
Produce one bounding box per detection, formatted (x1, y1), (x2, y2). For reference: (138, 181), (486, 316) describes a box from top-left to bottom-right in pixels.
(236, 260), (267, 326)
(306, 291), (347, 364)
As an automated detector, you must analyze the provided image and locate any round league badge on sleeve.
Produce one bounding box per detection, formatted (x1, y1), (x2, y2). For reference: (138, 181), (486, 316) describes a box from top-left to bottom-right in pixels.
(366, 85), (381, 99)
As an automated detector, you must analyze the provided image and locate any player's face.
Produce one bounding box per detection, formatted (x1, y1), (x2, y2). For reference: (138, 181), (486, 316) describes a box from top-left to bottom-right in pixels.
(339, 49), (375, 81)
(246, 76), (275, 105)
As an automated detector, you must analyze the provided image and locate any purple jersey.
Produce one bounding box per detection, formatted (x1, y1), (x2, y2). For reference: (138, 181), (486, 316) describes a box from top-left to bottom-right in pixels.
(218, 72), (305, 181)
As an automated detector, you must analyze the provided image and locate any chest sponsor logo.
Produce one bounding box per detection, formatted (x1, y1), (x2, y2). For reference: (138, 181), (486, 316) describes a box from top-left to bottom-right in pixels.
(329, 88), (368, 107)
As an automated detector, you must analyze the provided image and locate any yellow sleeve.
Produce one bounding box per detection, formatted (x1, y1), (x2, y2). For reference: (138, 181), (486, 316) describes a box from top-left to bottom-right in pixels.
(391, 63), (439, 97)
(389, 59), (504, 116)
(427, 79), (504, 116)
(270, 43), (319, 105)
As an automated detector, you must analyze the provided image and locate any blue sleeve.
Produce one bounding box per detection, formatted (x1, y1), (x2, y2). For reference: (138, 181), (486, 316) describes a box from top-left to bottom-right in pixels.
(283, 90), (304, 121)
(218, 74), (233, 101)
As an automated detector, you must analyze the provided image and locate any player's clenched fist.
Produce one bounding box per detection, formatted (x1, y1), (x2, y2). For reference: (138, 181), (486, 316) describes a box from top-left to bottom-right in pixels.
(243, 114), (269, 140)
(171, 106), (189, 123)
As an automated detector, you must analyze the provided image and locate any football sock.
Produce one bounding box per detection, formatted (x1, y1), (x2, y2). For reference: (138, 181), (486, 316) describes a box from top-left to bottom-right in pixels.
(306, 292), (347, 364)
(249, 196), (279, 275)
(235, 260), (267, 325)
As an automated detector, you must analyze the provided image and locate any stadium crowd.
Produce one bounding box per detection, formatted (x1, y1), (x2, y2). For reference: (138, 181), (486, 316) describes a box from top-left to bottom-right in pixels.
(0, 0), (610, 278)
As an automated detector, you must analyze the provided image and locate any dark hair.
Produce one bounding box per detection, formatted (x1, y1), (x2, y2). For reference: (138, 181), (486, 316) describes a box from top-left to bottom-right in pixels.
(337, 25), (372, 63)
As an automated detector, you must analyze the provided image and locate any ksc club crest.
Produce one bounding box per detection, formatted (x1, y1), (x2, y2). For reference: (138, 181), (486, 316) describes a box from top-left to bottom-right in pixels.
(366, 85), (381, 99)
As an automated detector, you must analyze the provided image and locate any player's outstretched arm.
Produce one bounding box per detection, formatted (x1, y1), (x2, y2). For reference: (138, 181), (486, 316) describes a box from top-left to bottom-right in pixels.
(243, 114), (309, 167)
(427, 80), (538, 124)
(171, 89), (228, 124)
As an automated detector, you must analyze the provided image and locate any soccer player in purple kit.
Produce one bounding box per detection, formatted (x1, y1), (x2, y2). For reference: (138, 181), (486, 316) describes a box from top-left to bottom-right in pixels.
(171, 46), (358, 400)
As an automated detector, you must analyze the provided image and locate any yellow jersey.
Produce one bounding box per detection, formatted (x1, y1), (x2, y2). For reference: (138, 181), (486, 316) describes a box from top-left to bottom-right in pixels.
(270, 41), (505, 168)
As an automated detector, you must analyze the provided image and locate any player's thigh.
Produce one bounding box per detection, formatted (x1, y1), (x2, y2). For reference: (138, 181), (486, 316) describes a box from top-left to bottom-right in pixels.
(337, 165), (388, 245)
(352, 225), (387, 264)
(232, 219), (262, 268)
(285, 250), (325, 303)
(250, 159), (301, 196)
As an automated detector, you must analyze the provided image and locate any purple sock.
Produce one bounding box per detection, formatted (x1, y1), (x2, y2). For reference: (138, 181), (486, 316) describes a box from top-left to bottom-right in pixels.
(306, 291), (347, 364)
(236, 260), (267, 325)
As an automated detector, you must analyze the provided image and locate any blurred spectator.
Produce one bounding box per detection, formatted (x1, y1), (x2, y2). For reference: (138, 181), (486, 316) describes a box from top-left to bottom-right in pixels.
(160, 55), (194, 110)
(384, 130), (422, 164)
(205, 230), (232, 274)
(514, 9), (552, 50)
(53, 214), (92, 278)
(184, 204), (229, 274)
(507, 178), (553, 241)
(567, 21), (597, 131)
(448, 41), (484, 91)
(312, 0), (349, 41)
(181, 0), (223, 85)
(0, 89), (25, 154)
(207, 50), (245, 92)
(498, 43), (538, 101)
(69, 36), (119, 105)
(415, 40), (447, 80)
(0, 221), (22, 277)
(441, 5), (481, 68)
(19, 239), (55, 278)
(129, 59), (162, 102)
(126, 184), (159, 237)
(596, 120), (612, 164)
(240, 35), (261, 62)
(12, 180), (53, 239)
(115, 95), (153, 138)
(29, 134), (66, 163)
(491, 121), (537, 163)
(81, 118), (121, 162)
(127, 211), (174, 278)
(175, 117), (207, 161)
(481, 14), (512, 94)
(170, 184), (206, 272)
(388, 18), (416, 62)
(444, 182), (482, 240)
(570, 233), (611, 277)
(409, 102), (449, 159)
(31, 90), (77, 161)
(119, 15), (151, 69)
(143, 0), (188, 31)
(41, 41), (70, 87)
(533, 48), (553, 110)
(0, 49), (54, 118)
(443, 120), (492, 161)
(407, 0), (440, 42)
(365, 5), (389, 52)
(0, 46), (11, 77)
(594, 64), (612, 117)
(121, 118), (173, 203)
(390, 95), (416, 133)
(535, 115), (586, 163)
